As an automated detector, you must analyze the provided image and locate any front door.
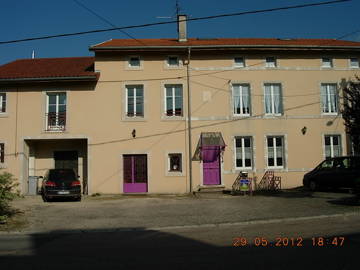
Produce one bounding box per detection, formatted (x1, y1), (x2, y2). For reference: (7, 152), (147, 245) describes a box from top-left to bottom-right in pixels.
(202, 146), (221, 185)
(123, 154), (148, 193)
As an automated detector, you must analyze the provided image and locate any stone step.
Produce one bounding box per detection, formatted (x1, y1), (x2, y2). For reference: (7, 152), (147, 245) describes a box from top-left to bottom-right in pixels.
(195, 185), (225, 193)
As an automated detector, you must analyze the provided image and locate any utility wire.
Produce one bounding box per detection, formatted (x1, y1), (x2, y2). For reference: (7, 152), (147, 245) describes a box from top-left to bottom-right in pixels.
(72, 0), (146, 45)
(0, 0), (350, 45)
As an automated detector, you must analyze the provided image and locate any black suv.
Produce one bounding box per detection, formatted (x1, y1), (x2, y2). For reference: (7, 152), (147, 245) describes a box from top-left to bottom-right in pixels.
(303, 156), (360, 192)
(41, 169), (81, 201)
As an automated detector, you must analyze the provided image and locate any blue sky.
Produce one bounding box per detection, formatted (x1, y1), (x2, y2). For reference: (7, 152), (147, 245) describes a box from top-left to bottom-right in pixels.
(0, 0), (358, 65)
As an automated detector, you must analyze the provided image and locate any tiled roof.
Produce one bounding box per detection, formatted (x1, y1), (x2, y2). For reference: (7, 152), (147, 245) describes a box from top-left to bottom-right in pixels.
(0, 57), (97, 81)
(91, 38), (360, 49)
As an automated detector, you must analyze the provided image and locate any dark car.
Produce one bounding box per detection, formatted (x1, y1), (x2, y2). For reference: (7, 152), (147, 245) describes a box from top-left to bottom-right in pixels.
(41, 169), (81, 201)
(303, 156), (360, 192)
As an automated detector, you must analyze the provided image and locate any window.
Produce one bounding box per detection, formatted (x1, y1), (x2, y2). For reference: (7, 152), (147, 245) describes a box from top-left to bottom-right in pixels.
(234, 57), (245, 67)
(321, 84), (338, 114)
(350, 58), (359, 68)
(267, 136), (285, 168)
(128, 56), (141, 67)
(0, 93), (6, 113)
(0, 143), (4, 163)
(126, 85), (144, 117)
(232, 84), (250, 116)
(324, 135), (341, 159)
(265, 57), (276, 67)
(168, 153), (182, 172)
(165, 84), (183, 116)
(235, 137), (253, 169)
(322, 57), (333, 68)
(46, 92), (66, 131)
(167, 56), (179, 67)
(264, 83), (282, 115)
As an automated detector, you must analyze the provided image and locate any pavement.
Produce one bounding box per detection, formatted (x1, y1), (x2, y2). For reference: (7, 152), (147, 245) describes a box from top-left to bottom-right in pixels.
(1, 188), (360, 234)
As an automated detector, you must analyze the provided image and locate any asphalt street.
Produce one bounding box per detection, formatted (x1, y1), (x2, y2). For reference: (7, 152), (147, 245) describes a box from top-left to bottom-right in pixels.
(0, 190), (359, 269)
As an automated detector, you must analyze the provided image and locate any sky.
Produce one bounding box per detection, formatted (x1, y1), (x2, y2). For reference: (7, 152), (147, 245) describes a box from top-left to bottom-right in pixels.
(0, 0), (359, 65)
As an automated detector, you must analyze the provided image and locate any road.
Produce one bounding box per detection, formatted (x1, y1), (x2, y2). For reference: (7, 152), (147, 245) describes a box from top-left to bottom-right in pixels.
(1, 214), (359, 269)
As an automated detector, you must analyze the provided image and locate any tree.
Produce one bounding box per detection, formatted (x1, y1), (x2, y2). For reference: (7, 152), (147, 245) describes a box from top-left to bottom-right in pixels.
(0, 171), (18, 223)
(342, 77), (360, 155)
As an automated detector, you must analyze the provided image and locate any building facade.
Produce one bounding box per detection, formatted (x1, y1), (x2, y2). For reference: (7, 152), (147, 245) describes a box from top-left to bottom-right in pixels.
(1, 25), (360, 195)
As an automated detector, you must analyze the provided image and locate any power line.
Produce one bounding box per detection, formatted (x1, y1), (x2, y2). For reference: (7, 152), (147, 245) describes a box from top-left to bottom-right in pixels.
(0, 0), (350, 45)
(72, 0), (146, 46)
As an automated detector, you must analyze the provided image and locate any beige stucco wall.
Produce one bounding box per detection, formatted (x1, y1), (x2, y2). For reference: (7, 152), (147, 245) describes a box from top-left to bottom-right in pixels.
(1, 49), (360, 194)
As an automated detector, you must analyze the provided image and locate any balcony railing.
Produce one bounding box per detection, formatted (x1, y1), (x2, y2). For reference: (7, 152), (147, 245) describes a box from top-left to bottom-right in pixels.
(46, 112), (66, 131)
(166, 108), (182, 116)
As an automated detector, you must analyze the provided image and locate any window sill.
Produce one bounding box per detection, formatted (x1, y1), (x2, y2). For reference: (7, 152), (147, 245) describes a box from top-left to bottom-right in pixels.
(123, 116), (147, 122)
(233, 114), (251, 118)
(321, 113), (339, 116)
(161, 115), (185, 121)
(0, 164), (7, 169)
(164, 65), (183, 70)
(166, 171), (185, 177)
(0, 113), (9, 118)
(43, 129), (67, 133)
(266, 167), (286, 172)
(235, 168), (254, 171)
(264, 114), (283, 118)
(125, 67), (143, 71)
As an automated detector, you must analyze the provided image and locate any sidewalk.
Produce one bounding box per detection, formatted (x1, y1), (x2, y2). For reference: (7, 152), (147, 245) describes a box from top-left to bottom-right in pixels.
(1, 189), (360, 234)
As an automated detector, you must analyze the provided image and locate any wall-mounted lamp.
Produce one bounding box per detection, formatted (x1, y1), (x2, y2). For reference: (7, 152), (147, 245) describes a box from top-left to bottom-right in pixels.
(132, 129), (136, 138)
(326, 120), (334, 126)
(301, 126), (307, 135)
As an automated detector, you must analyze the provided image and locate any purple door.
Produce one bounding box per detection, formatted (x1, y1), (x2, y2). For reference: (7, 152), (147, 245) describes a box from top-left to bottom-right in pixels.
(123, 154), (148, 193)
(202, 146), (221, 185)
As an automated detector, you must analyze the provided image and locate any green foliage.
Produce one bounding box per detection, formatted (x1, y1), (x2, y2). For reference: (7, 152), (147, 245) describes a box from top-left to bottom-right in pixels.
(0, 171), (19, 219)
(342, 77), (360, 155)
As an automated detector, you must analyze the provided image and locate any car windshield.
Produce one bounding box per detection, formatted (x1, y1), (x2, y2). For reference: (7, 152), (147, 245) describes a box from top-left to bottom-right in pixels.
(48, 170), (76, 181)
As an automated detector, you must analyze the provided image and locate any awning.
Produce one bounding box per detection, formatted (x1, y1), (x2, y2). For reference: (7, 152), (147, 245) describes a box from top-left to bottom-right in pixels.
(192, 132), (226, 161)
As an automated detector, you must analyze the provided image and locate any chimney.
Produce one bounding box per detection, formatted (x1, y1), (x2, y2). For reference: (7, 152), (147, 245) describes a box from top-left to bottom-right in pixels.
(177, 14), (187, 42)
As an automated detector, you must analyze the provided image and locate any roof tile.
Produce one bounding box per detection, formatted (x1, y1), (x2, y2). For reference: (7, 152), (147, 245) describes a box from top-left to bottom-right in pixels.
(0, 57), (97, 81)
(91, 38), (360, 49)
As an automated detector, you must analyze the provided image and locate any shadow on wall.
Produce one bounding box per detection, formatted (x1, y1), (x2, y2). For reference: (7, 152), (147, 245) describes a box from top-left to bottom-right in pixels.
(0, 228), (359, 269)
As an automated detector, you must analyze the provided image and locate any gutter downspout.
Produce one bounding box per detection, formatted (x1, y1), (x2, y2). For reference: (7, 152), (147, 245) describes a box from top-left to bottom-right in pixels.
(186, 47), (193, 194)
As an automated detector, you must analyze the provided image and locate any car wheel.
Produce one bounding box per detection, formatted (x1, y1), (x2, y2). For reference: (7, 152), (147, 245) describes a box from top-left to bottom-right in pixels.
(309, 181), (318, 191)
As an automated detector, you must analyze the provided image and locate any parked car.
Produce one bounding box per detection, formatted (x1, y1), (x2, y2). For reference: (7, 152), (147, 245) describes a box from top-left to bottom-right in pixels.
(303, 156), (360, 192)
(41, 169), (81, 201)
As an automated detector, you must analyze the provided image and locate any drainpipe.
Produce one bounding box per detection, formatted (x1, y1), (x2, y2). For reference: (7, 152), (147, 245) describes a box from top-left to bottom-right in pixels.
(186, 47), (193, 193)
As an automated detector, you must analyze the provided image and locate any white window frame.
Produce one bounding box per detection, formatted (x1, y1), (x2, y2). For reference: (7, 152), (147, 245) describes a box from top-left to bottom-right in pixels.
(321, 83), (338, 114)
(264, 83), (283, 116)
(168, 153), (182, 172)
(350, 57), (359, 68)
(234, 136), (253, 170)
(128, 56), (141, 68)
(164, 84), (183, 117)
(266, 136), (285, 169)
(321, 57), (333, 68)
(167, 56), (180, 67)
(234, 57), (245, 68)
(125, 85), (144, 117)
(0, 92), (6, 113)
(324, 134), (342, 159)
(46, 92), (66, 130)
(232, 84), (251, 116)
(265, 57), (276, 68)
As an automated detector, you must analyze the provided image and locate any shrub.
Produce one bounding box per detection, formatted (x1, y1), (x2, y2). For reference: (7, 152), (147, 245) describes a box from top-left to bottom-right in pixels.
(0, 171), (19, 221)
